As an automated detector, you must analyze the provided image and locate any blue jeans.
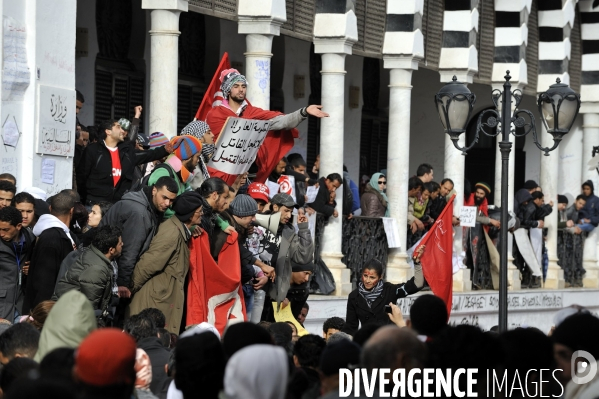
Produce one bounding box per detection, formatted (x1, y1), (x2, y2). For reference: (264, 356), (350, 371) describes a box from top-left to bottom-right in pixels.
(579, 223), (596, 232)
(242, 284), (254, 315)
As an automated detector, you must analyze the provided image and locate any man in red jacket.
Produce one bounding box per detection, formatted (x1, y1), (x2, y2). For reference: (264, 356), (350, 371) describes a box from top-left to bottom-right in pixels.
(205, 69), (329, 184)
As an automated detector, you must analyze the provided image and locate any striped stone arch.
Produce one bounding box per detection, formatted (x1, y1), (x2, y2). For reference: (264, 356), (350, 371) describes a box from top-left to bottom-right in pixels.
(438, 0), (479, 82)
(580, 0), (599, 102)
(536, 0), (578, 93)
(492, 0), (532, 85)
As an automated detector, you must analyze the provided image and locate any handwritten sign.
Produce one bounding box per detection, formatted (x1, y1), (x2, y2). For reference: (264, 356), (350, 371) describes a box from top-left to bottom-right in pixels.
(41, 158), (56, 184)
(381, 217), (401, 248)
(208, 117), (271, 175)
(2, 16), (30, 101)
(36, 85), (76, 157)
(459, 206), (477, 227)
(1, 157), (17, 176)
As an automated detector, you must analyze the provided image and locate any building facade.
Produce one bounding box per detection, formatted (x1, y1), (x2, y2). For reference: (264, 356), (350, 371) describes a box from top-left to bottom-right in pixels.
(2, 0), (599, 292)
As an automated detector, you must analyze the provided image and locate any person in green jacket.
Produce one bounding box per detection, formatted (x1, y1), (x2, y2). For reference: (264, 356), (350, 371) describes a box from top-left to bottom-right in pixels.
(147, 135), (203, 218)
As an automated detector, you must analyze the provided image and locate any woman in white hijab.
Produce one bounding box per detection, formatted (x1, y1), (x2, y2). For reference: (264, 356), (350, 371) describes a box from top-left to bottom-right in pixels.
(224, 344), (289, 399)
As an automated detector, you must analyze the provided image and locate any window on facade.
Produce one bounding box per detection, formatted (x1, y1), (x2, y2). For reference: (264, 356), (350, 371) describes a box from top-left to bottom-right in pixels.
(94, 68), (145, 132)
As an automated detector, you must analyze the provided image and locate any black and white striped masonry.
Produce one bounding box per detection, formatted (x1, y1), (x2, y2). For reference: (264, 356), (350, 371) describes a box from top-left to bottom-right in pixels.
(580, 0), (599, 100)
(439, 0), (480, 82)
(492, 0), (531, 83)
(536, 0), (577, 92)
(382, 0), (424, 63)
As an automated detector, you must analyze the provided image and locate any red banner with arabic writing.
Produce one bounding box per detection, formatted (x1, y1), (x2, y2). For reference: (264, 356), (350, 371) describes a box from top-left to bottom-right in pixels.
(416, 194), (455, 318)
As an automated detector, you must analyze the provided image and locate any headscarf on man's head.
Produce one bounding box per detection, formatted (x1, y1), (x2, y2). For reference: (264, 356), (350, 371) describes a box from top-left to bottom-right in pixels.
(180, 121), (213, 179)
(220, 68), (248, 99)
(368, 173), (390, 217)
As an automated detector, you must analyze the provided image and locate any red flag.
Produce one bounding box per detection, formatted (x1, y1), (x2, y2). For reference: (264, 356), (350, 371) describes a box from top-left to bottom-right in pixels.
(186, 229), (246, 335)
(416, 194), (455, 317)
(194, 53), (231, 121)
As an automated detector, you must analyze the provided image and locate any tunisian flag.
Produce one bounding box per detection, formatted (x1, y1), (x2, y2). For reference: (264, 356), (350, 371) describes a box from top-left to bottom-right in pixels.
(416, 194), (455, 317)
(186, 229), (246, 335)
(194, 53), (230, 121)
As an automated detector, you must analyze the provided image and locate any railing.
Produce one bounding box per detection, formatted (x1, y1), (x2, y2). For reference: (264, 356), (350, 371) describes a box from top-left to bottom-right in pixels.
(314, 214), (389, 284)
(557, 230), (586, 287)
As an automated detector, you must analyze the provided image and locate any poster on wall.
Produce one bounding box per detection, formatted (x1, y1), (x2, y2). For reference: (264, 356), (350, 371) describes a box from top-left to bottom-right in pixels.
(36, 85), (76, 157)
(2, 16), (30, 101)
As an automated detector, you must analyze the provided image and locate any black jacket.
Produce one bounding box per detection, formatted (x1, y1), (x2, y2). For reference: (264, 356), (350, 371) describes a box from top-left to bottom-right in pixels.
(306, 177), (336, 217)
(137, 336), (172, 399)
(54, 245), (113, 312)
(76, 139), (168, 204)
(342, 279), (420, 336)
(24, 227), (76, 313)
(99, 187), (163, 287)
(0, 228), (35, 319)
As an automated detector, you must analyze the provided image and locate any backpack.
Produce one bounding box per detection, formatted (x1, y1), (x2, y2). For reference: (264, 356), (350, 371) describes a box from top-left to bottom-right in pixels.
(129, 163), (177, 192)
(342, 177), (354, 216)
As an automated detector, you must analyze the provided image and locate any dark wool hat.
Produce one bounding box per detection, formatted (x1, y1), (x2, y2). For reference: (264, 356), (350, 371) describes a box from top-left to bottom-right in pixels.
(553, 313), (599, 359)
(172, 191), (204, 222)
(523, 180), (539, 190)
(229, 194), (258, 217)
(475, 182), (491, 196)
(558, 195), (568, 204)
(291, 261), (315, 273)
(319, 340), (361, 376)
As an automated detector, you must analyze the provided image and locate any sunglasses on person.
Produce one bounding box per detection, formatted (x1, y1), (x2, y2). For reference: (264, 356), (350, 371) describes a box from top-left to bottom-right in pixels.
(378, 181), (387, 185)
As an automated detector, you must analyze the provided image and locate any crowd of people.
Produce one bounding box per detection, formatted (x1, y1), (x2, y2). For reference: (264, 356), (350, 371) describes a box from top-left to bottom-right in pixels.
(0, 67), (597, 398)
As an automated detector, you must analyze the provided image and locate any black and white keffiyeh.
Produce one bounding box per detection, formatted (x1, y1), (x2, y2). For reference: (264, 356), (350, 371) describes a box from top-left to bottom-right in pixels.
(358, 280), (384, 308)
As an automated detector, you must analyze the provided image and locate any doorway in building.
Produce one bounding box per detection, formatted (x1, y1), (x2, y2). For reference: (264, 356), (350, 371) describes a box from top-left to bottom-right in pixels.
(464, 108), (526, 204)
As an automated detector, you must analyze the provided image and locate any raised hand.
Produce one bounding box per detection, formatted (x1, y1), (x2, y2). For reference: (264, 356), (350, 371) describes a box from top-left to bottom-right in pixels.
(306, 105), (329, 118)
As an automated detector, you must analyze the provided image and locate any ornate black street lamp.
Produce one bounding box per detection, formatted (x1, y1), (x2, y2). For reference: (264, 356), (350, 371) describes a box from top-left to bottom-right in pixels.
(434, 71), (581, 332)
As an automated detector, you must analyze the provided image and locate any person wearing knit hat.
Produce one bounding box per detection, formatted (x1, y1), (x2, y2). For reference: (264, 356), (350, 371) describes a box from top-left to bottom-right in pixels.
(145, 135), (203, 219)
(74, 328), (137, 398)
(129, 191), (203, 334)
(181, 120), (215, 185)
(205, 68), (330, 186)
(149, 132), (170, 148)
(463, 181), (500, 290)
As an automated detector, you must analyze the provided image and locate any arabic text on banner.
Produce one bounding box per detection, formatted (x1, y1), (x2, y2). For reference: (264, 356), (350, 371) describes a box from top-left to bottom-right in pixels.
(208, 117), (272, 175)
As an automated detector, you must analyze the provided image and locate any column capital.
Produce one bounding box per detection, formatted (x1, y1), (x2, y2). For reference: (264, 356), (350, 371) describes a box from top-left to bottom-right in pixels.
(142, 0), (187, 11)
(439, 68), (477, 84)
(580, 102), (599, 114)
(313, 11), (358, 54)
(383, 55), (420, 71)
(382, 31), (424, 68)
(238, 0), (286, 35)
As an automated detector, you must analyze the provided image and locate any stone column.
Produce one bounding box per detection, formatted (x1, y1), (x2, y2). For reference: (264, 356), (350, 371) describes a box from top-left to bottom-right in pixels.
(385, 67), (416, 283)
(540, 123), (565, 289)
(142, 0), (188, 138)
(381, 0), (424, 283)
(313, 8), (357, 296)
(238, 0), (286, 110)
(582, 112), (599, 287)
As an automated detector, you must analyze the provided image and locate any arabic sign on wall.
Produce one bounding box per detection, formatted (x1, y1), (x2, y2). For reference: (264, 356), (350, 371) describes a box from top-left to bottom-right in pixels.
(208, 117), (271, 175)
(36, 85), (75, 157)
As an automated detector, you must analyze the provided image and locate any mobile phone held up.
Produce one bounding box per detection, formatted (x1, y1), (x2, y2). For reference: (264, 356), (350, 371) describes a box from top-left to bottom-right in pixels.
(384, 305), (392, 314)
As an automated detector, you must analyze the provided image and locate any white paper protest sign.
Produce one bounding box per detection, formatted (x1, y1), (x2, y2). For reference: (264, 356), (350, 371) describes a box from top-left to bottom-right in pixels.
(381, 217), (401, 248)
(459, 206), (477, 227)
(306, 186), (318, 204)
(208, 117), (271, 175)
(266, 180), (280, 199)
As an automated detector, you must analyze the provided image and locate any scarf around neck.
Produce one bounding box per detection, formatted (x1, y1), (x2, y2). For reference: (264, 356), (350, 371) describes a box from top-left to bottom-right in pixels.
(358, 280), (384, 307)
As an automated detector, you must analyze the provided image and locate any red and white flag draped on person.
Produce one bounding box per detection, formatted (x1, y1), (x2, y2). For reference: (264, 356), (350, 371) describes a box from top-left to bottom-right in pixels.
(415, 194), (455, 318)
(194, 52), (231, 121)
(195, 53), (298, 185)
(186, 229), (246, 335)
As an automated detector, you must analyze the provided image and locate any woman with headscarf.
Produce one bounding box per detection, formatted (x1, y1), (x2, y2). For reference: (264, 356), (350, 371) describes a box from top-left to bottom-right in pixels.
(360, 173), (389, 217)
(342, 247), (425, 336)
(180, 120), (215, 189)
(223, 344), (288, 399)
